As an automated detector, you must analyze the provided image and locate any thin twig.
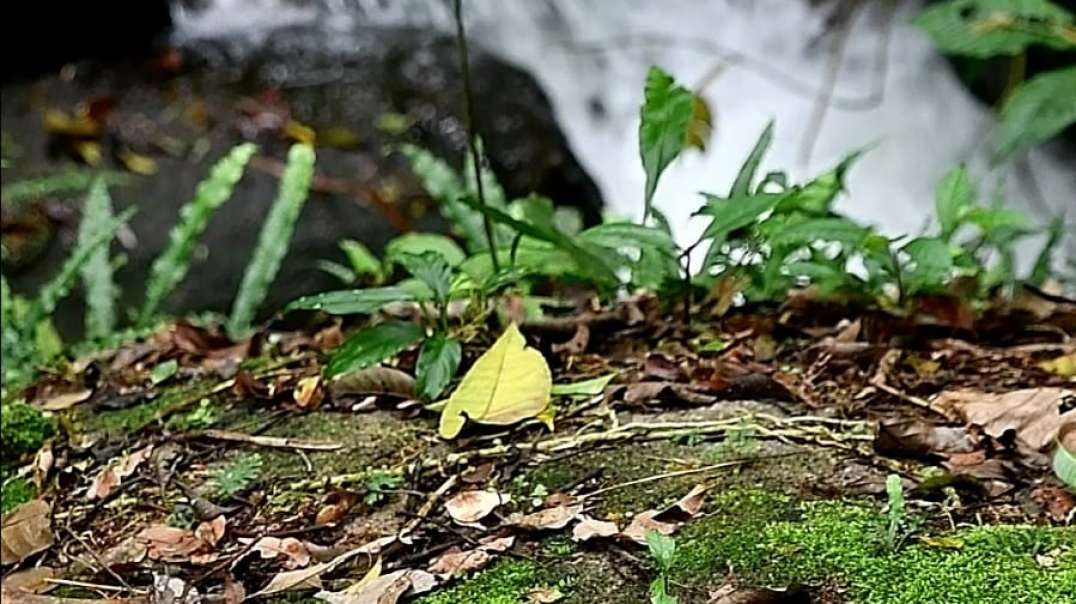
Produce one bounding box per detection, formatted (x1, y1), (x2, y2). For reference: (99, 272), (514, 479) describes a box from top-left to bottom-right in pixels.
(198, 429), (342, 451)
(581, 460), (746, 500)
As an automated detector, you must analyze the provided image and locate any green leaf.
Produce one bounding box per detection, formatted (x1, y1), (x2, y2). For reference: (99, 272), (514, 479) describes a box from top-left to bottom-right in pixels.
(579, 223), (678, 256)
(385, 233), (467, 267)
(698, 193), (783, 244)
(397, 252), (453, 302)
(902, 237), (954, 294)
(730, 121), (775, 197)
(935, 165), (975, 240)
(339, 239), (384, 283)
(0, 170), (129, 204)
(415, 334), (462, 400)
(769, 217), (869, 247)
(286, 286), (419, 315)
(646, 530), (676, 573)
(228, 144), (315, 338)
(29, 208), (135, 331)
(139, 143), (257, 326)
(1054, 424), (1075, 491)
(885, 473), (905, 548)
(439, 323), (552, 438)
(1028, 216), (1064, 286)
(995, 66), (1076, 159)
(915, 0), (1075, 58)
(316, 260), (358, 285)
(774, 150), (863, 216)
(150, 359), (179, 385)
(639, 66), (695, 217)
(551, 373), (617, 397)
(326, 321), (425, 378)
(76, 178), (118, 340)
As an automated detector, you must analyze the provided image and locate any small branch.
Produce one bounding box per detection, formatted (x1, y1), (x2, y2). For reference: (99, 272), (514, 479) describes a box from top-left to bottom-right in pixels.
(199, 429), (343, 451)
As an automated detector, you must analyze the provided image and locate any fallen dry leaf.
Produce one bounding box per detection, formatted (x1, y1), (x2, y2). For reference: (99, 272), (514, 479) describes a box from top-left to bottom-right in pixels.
(316, 491), (361, 526)
(708, 583), (811, 603)
(508, 504), (583, 530)
(152, 573), (201, 604)
(251, 537), (395, 597)
(315, 569), (436, 604)
(249, 537), (310, 569)
(620, 510), (676, 544)
(1, 499), (54, 565)
(37, 388), (92, 411)
(1, 567), (56, 594)
(194, 516), (227, 548)
(664, 484), (708, 519)
(444, 490), (507, 524)
(572, 515), (619, 542)
(33, 444), (54, 489)
(330, 366), (416, 400)
(932, 388), (1075, 453)
(294, 375), (325, 409)
(88, 445), (154, 500)
(138, 525), (204, 562)
(874, 419), (977, 460)
(527, 586), (565, 603)
(1030, 486), (1075, 523)
(427, 536), (515, 579)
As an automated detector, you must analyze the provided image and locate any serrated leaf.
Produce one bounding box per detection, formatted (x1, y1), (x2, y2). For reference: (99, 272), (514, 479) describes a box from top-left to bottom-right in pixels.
(902, 237), (954, 294)
(915, 0), (1074, 58)
(326, 321), (425, 378)
(935, 165), (975, 240)
(775, 150), (863, 216)
(639, 66), (695, 217)
(396, 252), (453, 303)
(76, 177), (118, 340)
(416, 334), (462, 400)
(385, 233), (467, 267)
(139, 143), (257, 325)
(730, 121), (774, 197)
(229, 144), (315, 337)
(286, 286), (420, 315)
(578, 223), (678, 256)
(697, 193), (783, 244)
(439, 323), (552, 438)
(995, 65), (1076, 160)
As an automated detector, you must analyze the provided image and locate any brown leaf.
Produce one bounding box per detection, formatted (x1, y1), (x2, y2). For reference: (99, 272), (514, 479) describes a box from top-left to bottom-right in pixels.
(251, 538), (394, 598)
(427, 535), (515, 580)
(1, 567), (56, 594)
(194, 516), (227, 548)
(37, 388), (92, 411)
(507, 504), (583, 531)
(571, 515), (619, 542)
(88, 445), (154, 500)
(644, 353), (684, 381)
(138, 525), (204, 562)
(33, 445), (54, 490)
(659, 484), (708, 520)
(329, 367), (416, 400)
(316, 491), (361, 526)
(1, 499), (54, 565)
(294, 376), (325, 410)
(932, 388), (1075, 454)
(526, 586), (565, 603)
(444, 490), (508, 524)
(460, 462), (495, 485)
(620, 510), (676, 544)
(250, 537), (310, 569)
(874, 420), (977, 460)
(234, 370), (271, 399)
(708, 583), (811, 604)
(314, 569), (436, 604)
(1030, 486), (1075, 523)
(551, 323), (590, 355)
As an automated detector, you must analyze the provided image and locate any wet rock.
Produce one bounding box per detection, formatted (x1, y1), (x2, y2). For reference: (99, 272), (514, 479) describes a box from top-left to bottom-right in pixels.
(1, 25), (603, 338)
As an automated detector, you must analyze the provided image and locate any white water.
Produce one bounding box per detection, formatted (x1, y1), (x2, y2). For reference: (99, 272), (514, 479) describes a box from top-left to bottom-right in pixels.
(174, 0), (1075, 265)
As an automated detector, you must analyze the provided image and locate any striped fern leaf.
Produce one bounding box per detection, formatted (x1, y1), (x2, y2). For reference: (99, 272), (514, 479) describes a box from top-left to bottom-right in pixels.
(77, 178), (118, 340)
(137, 143), (257, 326)
(227, 144), (315, 337)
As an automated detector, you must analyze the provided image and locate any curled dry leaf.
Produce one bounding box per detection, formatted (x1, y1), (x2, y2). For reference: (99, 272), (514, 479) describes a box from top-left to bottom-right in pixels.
(572, 515), (619, 542)
(294, 375), (325, 409)
(251, 536), (396, 598)
(874, 420), (976, 460)
(194, 515), (227, 548)
(427, 535), (515, 580)
(330, 366), (416, 400)
(37, 388), (92, 411)
(316, 491), (361, 526)
(33, 444), (54, 489)
(315, 569), (436, 604)
(508, 504), (583, 531)
(527, 586), (565, 603)
(1, 499), (54, 565)
(932, 388), (1075, 453)
(444, 490), (508, 524)
(88, 445), (154, 500)
(620, 510), (676, 545)
(250, 537), (311, 569)
(138, 525), (205, 562)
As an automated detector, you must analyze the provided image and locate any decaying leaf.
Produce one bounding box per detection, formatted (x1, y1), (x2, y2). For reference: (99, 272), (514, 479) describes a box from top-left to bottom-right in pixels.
(88, 445), (154, 500)
(330, 366), (416, 400)
(138, 525), (204, 562)
(527, 586), (566, 603)
(194, 515), (227, 548)
(249, 537), (310, 569)
(444, 490), (508, 524)
(439, 323), (552, 438)
(251, 537), (395, 597)
(571, 515), (619, 542)
(620, 510), (676, 545)
(874, 419), (977, 460)
(507, 504), (583, 531)
(1, 499), (54, 565)
(1, 567), (56, 594)
(37, 388), (92, 411)
(427, 536), (514, 579)
(932, 388), (1075, 453)
(1040, 352), (1076, 378)
(316, 491), (361, 526)
(294, 375), (325, 409)
(315, 569), (436, 604)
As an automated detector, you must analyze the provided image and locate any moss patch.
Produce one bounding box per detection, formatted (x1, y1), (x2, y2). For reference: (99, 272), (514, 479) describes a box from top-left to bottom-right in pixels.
(86, 382), (217, 434)
(415, 559), (541, 604)
(675, 490), (1076, 604)
(1, 476), (35, 513)
(1, 400), (54, 460)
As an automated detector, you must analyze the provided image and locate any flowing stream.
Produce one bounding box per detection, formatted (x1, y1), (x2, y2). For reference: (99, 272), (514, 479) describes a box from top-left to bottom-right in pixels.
(173, 0), (1075, 265)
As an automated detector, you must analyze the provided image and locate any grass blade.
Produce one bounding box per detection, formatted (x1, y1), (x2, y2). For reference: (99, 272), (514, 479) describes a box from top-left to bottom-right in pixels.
(76, 178), (118, 340)
(228, 144), (315, 337)
(137, 143), (257, 326)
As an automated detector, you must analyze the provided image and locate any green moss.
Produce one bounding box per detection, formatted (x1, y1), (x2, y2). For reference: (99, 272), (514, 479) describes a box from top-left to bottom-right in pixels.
(1, 400), (54, 459)
(416, 559), (540, 604)
(1, 477), (35, 513)
(88, 382), (216, 434)
(675, 490), (1076, 604)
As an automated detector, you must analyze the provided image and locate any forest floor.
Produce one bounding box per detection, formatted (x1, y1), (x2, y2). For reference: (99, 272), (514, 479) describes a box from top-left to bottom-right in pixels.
(2, 292), (1075, 603)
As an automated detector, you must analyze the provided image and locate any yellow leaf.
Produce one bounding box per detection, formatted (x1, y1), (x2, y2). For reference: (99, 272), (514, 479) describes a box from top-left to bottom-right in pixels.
(1040, 352), (1076, 378)
(684, 94), (713, 151)
(439, 323), (552, 438)
(284, 120), (317, 145)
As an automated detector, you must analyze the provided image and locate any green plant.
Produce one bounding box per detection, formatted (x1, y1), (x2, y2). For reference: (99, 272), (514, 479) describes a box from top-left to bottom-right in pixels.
(0, 400), (54, 460)
(363, 470), (404, 505)
(1, 477), (35, 514)
(77, 177), (119, 340)
(646, 529), (679, 604)
(885, 474), (906, 550)
(168, 398), (216, 431)
(915, 0), (1076, 160)
(209, 453), (262, 500)
(138, 143), (257, 326)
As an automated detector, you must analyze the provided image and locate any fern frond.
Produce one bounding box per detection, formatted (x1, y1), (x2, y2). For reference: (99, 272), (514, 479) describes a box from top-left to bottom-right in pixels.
(227, 144), (315, 337)
(0, 170), (129, 205)
(209, 453), (262, 499)
(77, 178), (118, 340)
(137, 143), (258, 326)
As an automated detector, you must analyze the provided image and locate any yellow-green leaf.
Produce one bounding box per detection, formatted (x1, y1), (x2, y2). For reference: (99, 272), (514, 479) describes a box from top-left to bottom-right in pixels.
(439, 323), (552, 438)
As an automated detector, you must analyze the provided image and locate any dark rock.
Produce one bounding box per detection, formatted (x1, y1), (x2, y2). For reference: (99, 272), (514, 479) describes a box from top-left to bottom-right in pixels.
(1, 26), (603, 339)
